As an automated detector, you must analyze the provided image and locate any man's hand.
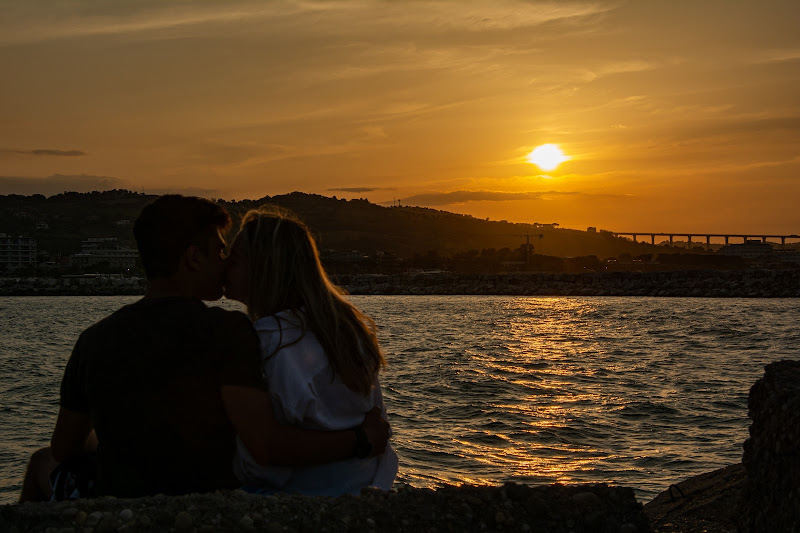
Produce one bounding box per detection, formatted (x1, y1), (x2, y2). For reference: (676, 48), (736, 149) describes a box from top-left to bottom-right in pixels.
(222, 385), (387, 466)
(362, 407), (390, 457)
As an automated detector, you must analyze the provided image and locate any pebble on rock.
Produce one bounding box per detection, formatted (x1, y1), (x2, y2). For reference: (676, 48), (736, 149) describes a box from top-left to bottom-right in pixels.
(573, 491), (603, 507)
(86, 510), (104, 527)
(238, 515), (255, 531)
(74, 510), (87, 525)
(174, 510), (193, 532)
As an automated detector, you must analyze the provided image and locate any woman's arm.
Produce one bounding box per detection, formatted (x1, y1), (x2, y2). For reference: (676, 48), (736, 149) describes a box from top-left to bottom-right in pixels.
(221, 385), (389, 466)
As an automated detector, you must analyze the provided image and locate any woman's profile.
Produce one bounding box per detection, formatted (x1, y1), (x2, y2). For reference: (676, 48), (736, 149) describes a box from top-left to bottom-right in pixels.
(224, 206), (398, 496)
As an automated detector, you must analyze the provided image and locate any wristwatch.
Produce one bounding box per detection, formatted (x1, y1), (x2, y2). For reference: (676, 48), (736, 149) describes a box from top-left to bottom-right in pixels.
(353, 425), (372, 458)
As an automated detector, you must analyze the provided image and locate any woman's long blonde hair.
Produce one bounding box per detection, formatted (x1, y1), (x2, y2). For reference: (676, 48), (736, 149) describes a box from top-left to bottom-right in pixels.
(237, 206), (385, 395)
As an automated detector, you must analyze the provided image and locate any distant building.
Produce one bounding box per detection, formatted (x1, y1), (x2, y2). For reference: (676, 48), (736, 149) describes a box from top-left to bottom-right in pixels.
(0, 234), (38, 271)
(501, 260), (527, 271)
(70, 237), (138, 269)
(719, 240), (773, 258)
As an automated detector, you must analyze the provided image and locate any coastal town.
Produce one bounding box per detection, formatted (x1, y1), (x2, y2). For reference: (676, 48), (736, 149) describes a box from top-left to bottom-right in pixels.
(2, 190), (800, 297)
(2, 229), (800, 298)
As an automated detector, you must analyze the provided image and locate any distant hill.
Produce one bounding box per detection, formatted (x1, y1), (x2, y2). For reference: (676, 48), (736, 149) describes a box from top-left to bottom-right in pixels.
(1, 190), (668, 259)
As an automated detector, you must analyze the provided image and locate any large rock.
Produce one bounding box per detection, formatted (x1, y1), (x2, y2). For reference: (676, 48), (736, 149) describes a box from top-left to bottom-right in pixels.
(740, 360), (800, 532)
(643, 463), (745, 533)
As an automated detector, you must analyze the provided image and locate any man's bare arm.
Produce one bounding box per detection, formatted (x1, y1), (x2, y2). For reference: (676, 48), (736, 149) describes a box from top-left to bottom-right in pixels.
(50, 407), (92, 463)
(221, 385), (389, 467)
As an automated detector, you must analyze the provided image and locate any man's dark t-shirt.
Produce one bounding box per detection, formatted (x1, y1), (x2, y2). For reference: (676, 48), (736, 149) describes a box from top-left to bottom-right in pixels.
(60, 297), (264, 498)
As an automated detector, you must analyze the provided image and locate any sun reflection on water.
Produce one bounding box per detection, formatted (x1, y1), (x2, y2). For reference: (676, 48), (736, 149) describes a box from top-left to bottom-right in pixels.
(411, 296), (640, 490)
(4, 295), (798, 503)
(362, 295), (800, 501)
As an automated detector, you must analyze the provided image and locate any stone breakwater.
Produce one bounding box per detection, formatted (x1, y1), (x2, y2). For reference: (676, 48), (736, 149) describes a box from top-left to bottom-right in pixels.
(0, 276), (145, 296)
(1, 483), (650, 533)
(338, 269), (800, 297)
(2, 269), (799, 297)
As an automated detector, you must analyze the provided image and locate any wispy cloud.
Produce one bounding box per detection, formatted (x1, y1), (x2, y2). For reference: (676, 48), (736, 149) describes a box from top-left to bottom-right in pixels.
(0, 3), (288, 45)
(0, 1), (611, 45)
(400, 190), (583, 206)
(0, 174), (221, 198)
(343, 1), (612, 32)
(1, 149), (87, 157)
(750, 48), (800, 64)
(186, 142), (271, 166)
(145, 186), (220, 198)
(397, 188), (634, 207)
(0, 174), (127, 196)
(579, 60), (661, 82)
(328, 187), (396, 193)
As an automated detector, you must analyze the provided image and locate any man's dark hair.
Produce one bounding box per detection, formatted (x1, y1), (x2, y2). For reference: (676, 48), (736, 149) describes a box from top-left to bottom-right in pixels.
(133, 195), (231, 279)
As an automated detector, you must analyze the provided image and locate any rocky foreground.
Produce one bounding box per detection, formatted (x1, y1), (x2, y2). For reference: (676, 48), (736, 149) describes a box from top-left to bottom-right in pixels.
(0, 470), (754, 533)
(2, 483), (650, 533)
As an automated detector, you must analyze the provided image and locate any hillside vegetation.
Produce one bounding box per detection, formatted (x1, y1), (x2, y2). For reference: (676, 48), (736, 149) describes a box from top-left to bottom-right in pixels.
(1, 190), (674, 260)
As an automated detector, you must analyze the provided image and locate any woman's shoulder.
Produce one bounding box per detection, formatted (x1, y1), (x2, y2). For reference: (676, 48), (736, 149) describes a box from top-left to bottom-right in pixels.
(254, 310), (328, 373)
(252, 309), (303, 332)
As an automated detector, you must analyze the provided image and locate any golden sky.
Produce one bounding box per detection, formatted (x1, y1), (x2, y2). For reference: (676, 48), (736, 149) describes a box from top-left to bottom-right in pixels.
(2, 1), (799, 233)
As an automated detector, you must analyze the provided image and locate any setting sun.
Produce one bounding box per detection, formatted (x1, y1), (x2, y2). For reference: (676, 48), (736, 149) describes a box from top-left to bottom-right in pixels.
(526, 144), (569, 171)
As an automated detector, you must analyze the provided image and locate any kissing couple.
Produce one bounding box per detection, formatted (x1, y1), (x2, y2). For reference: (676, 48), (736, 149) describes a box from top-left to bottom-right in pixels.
(21, 194), (398, 501)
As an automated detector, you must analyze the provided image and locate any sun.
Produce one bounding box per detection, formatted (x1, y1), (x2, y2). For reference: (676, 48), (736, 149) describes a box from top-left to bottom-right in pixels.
(526, 144), (569, 171)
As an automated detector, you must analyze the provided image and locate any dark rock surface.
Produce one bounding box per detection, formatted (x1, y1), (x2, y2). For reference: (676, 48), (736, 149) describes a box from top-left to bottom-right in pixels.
(644, 463), (745, 533)
(740, 360), (800, 532)
(1, 483), (650, 533)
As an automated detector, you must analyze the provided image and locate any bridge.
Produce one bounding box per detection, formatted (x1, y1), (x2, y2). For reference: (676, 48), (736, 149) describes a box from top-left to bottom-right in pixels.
(611, 232), (800, 249)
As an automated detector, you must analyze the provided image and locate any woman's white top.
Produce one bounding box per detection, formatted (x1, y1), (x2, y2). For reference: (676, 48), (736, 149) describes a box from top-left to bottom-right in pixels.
(232, 310), (398, 496)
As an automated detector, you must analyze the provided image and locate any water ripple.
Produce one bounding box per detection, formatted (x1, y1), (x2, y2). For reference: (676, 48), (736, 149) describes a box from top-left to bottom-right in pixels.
(1, 295), (798, 503)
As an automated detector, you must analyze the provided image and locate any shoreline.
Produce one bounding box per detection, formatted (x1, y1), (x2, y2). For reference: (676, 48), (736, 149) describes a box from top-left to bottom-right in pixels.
(0, 465), (743, 533)
(339, 269), (800, 298)
(2, 269), (799, 297)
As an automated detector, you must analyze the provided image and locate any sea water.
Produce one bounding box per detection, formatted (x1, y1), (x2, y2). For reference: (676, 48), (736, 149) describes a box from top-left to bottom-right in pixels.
(1, 295), (798, 504)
